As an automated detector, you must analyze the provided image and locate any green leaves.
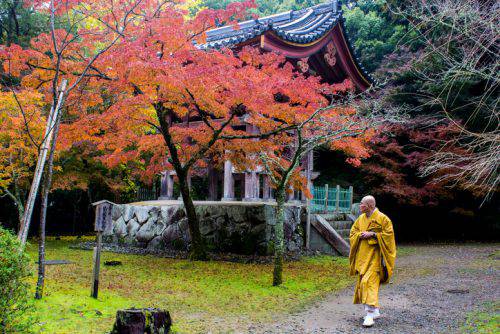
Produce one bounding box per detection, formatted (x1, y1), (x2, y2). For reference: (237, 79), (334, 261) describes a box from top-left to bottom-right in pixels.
(0, 226), (35, 333)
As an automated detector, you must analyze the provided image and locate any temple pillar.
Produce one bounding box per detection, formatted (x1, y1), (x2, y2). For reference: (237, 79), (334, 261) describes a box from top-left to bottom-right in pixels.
(207, 163), (218, 201)
(287, 187), (295, 202)
(243, 171), (260, 201)
(302, 150), (314, 201)
(254, 172), (260, 199)
(262, 175), (272, 201)
(159, 171), (174, 200)
(222, 160), (236, 201)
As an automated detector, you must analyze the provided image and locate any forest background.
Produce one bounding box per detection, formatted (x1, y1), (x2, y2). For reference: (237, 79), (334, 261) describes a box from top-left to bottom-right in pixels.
(0, 0), (498, 242)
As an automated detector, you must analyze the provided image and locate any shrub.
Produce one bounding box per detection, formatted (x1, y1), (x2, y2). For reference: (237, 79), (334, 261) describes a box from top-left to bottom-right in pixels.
(0, 226), (34, 333)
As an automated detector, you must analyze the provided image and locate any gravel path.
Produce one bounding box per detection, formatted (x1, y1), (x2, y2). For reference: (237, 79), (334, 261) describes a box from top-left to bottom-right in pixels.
(248, 244), (499, 334)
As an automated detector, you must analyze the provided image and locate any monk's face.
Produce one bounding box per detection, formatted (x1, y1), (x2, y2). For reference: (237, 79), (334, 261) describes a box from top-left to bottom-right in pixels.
(360, 198), (375, 214)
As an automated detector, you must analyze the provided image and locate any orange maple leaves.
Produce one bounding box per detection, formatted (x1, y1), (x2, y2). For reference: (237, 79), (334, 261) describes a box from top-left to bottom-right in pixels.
(1, 0), (372, 189)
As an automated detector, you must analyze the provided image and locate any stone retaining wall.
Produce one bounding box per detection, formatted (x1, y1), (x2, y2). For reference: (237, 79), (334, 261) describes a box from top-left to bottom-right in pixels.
(104, 202), (305, 255)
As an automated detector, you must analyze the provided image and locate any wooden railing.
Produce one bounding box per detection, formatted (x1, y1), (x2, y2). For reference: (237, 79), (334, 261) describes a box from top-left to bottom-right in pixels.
(311, 185), (353, 213)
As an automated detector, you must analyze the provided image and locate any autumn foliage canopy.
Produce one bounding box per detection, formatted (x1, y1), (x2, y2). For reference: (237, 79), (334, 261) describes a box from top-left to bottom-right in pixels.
(1, 0), (371, 199)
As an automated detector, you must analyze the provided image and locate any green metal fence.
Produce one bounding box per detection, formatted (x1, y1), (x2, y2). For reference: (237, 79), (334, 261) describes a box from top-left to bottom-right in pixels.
(311, 185), (353, 213)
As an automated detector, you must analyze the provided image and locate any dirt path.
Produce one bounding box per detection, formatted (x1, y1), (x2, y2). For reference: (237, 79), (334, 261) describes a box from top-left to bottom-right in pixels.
(247, 244), (499, 334)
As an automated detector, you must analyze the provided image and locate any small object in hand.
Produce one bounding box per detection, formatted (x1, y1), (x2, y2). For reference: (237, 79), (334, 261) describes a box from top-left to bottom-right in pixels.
(104, 260), (122, 266)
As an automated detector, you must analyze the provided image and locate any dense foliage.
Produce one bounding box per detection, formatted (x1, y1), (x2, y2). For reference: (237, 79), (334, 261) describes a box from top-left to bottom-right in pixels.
(0, 0), (497, 240)
(0, 226), (33, 333)
(342, 0), (412, 73)
(192, 0), (323, 17)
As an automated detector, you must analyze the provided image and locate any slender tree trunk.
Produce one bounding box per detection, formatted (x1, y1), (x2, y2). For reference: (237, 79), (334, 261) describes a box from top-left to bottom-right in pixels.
(35, 114), (61, 299)
(273, 186), (286, 286)
(35, 172), (49, 299)
(177, 170), (207, 260)
(156, 105), (207, 260)
(18, 79), (66, 246)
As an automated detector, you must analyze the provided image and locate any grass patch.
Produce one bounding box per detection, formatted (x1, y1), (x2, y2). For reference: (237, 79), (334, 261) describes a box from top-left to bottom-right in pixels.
(461, 301), (500, 334)
(25, 237), (351, 333)
(396, 245), (417, 257)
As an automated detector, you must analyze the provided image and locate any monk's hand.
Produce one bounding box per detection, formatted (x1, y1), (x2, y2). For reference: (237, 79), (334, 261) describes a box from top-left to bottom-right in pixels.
(360, 231), (376, 239)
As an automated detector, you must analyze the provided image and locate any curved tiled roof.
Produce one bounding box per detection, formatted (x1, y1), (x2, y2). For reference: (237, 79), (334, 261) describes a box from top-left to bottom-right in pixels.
(196, 1), (342, 50)
(195, 1), (375, 86)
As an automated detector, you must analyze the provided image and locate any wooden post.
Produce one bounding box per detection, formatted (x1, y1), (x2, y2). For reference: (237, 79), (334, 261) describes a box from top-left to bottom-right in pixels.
(349, 186), (354, 212)
(253, 171), (260, 199)
(244, 172), (252, 200)
(91, 200), (114, 299)
(91, 232), (102, 299)
(207, 163), (218, 200)
(324, 184), (329, 213)
(243, 171), (259, 201)
(287, 186), (295, 202)
(167, 172), (174, 199)
(336, 185), (340, 213)
(305, 196), (311, 249)
(159, 172), (168, 199)
(262, 175), (270, 201)
(222, 159), (235, 201)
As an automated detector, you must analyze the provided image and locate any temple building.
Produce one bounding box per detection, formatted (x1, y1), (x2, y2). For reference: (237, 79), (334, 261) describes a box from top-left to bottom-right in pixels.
(159, 1), (372, 202)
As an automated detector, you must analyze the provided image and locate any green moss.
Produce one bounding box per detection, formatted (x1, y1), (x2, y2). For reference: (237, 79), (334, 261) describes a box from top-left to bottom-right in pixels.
(118, 236), (126, 245)
(461, 302), (500, 334)
(25, 237), (350, 334)
(171, 238), (185, 250)
(267, 239), (275, 255)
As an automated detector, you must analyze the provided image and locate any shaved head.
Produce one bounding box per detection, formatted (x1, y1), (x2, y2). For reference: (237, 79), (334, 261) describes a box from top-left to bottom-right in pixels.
(360, 195), (376, 215)
(361, 195), (376, 207)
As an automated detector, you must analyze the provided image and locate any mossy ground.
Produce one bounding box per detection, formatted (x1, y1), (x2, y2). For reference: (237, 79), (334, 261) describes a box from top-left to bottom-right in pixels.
(25, 237), (351, 333)
(461, 301), (499, 334)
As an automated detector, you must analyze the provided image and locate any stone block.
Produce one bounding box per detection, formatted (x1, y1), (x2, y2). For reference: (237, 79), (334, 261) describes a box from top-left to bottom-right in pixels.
(123, 205), (135, 222)
(112, 205), (124, 221)
(114, 217), (128, 238)
(148, 236), (164, 250)
(162, 224), (182, 246)
(136, 219), (157, 243)
(134, 206), (150, 224)
(127, 218), (141, 237)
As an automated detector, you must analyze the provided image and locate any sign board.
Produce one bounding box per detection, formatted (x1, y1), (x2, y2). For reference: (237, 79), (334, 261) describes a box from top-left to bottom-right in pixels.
(90, 199), (116, 299)
(92, 200), (114, 232)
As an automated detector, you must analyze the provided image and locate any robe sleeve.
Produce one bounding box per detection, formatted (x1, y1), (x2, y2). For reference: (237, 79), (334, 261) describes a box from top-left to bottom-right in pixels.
(348, 217), (362, 276)
(375, 215), (396, 283)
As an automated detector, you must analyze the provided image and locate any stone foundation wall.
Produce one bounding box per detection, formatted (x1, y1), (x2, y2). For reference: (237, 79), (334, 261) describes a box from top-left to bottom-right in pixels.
(105, 202), (305, 255)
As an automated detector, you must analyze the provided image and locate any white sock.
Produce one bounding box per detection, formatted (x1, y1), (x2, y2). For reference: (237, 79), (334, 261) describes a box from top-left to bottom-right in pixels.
(364, 304), (375, 312)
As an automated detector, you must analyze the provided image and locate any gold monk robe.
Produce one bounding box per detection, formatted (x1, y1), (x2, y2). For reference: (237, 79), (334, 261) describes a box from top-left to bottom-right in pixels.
(349, 208), (396, 307)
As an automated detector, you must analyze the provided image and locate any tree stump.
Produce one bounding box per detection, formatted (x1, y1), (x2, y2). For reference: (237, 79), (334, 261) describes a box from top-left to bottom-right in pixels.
(111, 308), (172, 334)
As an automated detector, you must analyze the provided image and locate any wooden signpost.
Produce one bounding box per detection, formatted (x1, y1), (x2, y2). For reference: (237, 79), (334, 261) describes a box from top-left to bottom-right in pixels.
(91, 200), (114, 299)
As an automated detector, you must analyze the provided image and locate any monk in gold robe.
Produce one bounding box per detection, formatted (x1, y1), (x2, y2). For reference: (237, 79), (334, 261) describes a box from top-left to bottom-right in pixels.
(349, 195), (396, 327)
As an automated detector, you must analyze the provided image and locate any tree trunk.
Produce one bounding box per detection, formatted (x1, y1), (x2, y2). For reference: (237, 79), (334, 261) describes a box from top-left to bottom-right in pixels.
(177, 170), (207, 260)
(156, 106), (207, 260)
(35, 171), (49, 299)
(18, 79), (66, 246)
(35, 113), (61, 299)
(273, 187), (286, 286)
(111, 308), (171, 334)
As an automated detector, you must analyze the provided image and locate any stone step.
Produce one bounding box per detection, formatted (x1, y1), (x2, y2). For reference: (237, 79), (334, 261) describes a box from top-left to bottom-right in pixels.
(329, 220), (352, 230)
(319, 212), (345, 222)
(337, 229), (351, 239)
(311, 215), (350, 256)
